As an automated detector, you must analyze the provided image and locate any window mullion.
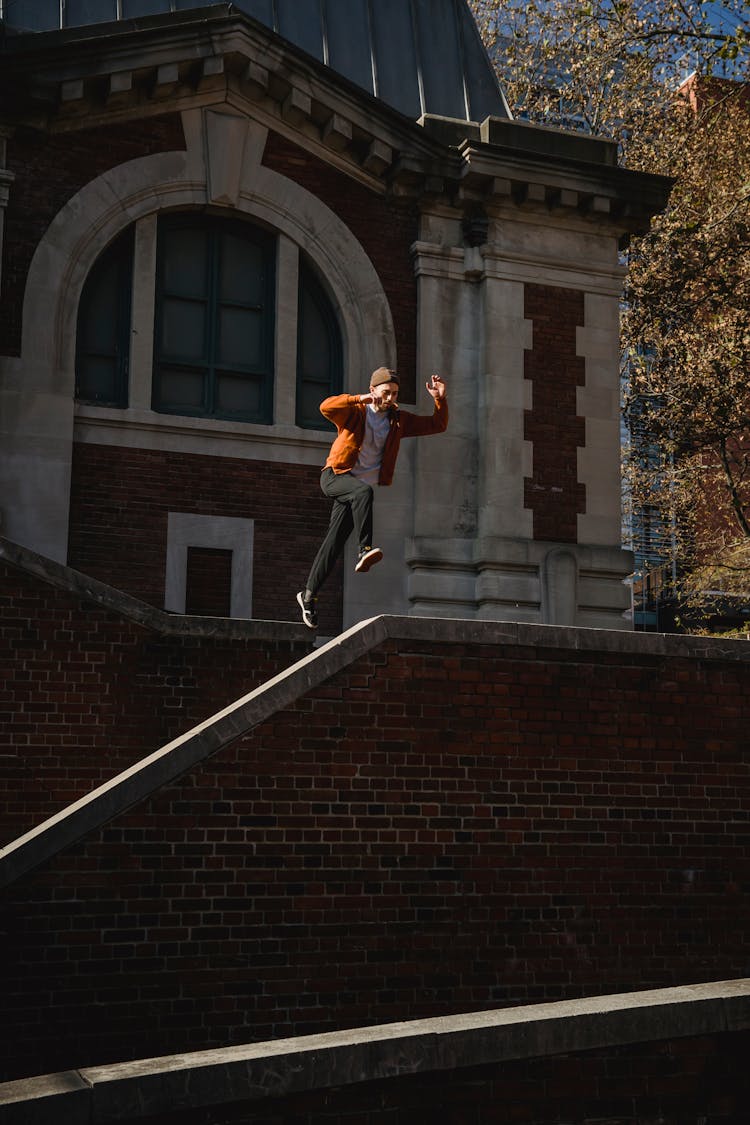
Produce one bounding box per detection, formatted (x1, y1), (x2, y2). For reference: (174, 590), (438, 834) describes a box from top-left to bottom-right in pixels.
(206, 225), (219, 416)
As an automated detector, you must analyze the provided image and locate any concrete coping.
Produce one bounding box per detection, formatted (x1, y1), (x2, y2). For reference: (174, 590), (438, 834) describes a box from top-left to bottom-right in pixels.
(0, 979), (748, 1123)
(0, 535), (310, 642)
(4, 531), (750, 887)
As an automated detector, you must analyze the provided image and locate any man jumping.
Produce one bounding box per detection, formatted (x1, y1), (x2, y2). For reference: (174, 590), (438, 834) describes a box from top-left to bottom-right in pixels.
(297, 367), (448, 628)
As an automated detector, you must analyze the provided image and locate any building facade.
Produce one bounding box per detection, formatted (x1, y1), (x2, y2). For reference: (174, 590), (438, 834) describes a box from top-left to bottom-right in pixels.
(0, 0), (672, 632)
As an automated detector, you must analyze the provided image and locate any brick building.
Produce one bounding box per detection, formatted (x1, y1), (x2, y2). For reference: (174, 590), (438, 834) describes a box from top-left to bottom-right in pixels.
(0, 0), (672, 633)
(1, 539), (750, 1114)
(7, 7), (739, 1120)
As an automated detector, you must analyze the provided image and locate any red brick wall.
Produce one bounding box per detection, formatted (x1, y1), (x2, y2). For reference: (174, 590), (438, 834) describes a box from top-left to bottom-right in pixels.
(0, 560), (311, 842)
(68, 442), (343, 632)
(524, 284), (586, 542)
(1, 115), (185, 356)
(263, 131), (418, 400)
(2, 622), (749, 1081)
(185, 547), (233, 617)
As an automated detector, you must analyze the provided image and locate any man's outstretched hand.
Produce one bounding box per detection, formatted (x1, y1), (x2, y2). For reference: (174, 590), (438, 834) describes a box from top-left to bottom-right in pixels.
(426, 374), (446, 400)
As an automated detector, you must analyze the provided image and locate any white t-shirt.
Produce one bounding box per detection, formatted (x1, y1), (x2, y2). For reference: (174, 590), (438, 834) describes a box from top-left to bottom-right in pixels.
(350, 405), (391, 486)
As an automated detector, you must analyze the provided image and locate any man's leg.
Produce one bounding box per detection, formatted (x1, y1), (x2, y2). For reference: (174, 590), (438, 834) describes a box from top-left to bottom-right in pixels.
(326, 473), (383, 575)
(305, 490), (355, 596)
(304, 469), (375, 593)
(299, 472), (378, 629)
(332, 474), (374, 553)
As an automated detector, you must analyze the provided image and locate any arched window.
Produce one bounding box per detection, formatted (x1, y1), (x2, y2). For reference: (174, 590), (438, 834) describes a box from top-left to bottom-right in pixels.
(296, 256), (343, 428)
(75, 228), (134, 408)
(152, 214), (276, 424)
(76, 213), (345, 428)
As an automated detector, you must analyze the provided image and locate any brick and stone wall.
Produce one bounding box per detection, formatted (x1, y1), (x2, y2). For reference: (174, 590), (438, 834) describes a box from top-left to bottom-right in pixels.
(262, 131), (418, 399)
(0, 115), (186, 356)
(524, 283), (587, 543)
(68, 443), (343, 632)
(1, 558), (748, 1083)
(0, 554), (312, 842)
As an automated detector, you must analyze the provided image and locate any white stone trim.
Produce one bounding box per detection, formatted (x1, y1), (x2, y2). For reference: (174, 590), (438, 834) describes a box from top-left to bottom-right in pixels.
(274, 235), (299, 427)
(129, 214), (158, 411)
(6, 106), (395, 563)
(73, 405), (332, 464)
(20, 107), (394, 384)
(165, 512), (254, 619)
(481, 245), (626, 297)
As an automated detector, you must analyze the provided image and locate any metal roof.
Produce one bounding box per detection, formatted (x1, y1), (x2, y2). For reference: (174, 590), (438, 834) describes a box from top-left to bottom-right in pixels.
(0, 0), (511, 122)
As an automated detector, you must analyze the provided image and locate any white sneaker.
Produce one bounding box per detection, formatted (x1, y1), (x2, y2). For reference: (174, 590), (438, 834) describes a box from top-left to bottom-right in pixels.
(354, 546), (383, 573)
(296, 590), (318, 628)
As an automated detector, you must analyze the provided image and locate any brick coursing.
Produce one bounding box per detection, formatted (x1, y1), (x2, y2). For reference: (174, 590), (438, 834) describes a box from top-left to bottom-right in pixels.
(262, 131), (418, 400)
(524, 284), (587, 542)
(185, 547), (233, 617)
(2, 583), (749, 1081)
(68, 442), (343, 632)
(0, 560), (311, 840)
(1, 115), (186, 356)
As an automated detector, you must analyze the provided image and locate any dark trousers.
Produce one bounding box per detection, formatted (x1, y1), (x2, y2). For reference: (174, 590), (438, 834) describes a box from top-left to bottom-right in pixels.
(305, 468), (374, 595)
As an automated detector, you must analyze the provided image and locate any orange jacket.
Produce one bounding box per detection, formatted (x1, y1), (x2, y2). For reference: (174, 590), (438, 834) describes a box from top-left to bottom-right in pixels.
(320, 393), (449, 486)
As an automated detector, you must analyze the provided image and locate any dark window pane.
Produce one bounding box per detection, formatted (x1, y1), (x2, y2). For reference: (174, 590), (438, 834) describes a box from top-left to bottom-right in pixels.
(297, 381), (326, 428)
(296, 257), (342, 428)
(219, 232), (264, 305)
(76, 229), (133, 408)
(78, 256), (121, 354)
(216, 373), (262, 416)
(162, 227), (208, 298)
(161, 298), (206, 360)
(218, 307), (262, 367)
(77, 357), (118, 404)
(158, 368), (206, 409)
(185, 547), (233, 618)
(154, 214), (275, 422)
(299, 293), (332, 380)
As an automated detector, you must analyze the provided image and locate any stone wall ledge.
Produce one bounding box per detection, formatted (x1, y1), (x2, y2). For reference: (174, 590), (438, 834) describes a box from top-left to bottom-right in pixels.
(3, 529), (750, 888)
(0, 535), (309, 642)
(1, 979), (748, 1124)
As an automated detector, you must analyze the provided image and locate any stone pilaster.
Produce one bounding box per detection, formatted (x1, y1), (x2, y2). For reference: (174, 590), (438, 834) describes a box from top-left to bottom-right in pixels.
(407, 207), (633, 628)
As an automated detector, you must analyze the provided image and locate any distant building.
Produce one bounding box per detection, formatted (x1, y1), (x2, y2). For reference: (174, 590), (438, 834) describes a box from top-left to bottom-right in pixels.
(0, 0), (671, 633)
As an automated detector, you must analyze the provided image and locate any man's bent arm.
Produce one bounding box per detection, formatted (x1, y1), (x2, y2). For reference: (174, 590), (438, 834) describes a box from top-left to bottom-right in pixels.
(401, 394), (449, 438)
(319, 393), (365, 423)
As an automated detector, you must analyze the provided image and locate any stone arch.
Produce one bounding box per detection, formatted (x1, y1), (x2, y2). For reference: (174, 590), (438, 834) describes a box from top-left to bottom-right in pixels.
(9, 107), (396, 563)
(541, 547), (579, 626)
(21, 109), (395, 389)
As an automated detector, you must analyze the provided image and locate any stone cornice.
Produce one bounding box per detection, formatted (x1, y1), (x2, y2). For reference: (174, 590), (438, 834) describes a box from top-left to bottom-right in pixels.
(0, 5), (455, 194)
(0, 5), (672, 233)
(411, 240), (626, 295)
